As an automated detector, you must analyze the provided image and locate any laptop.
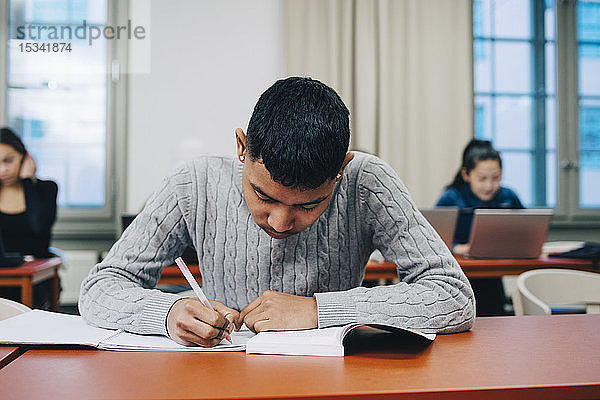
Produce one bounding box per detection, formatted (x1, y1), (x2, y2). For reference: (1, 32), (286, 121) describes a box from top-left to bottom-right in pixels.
(468, 209), (554, 259)
(420, 207), (459, 248)
(0, 230), (24, 267)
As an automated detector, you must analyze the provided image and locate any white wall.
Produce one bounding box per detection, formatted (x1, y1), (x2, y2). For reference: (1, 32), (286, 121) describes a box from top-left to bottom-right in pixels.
(58, 250), (99, 304)
(127, 0), (286, 212)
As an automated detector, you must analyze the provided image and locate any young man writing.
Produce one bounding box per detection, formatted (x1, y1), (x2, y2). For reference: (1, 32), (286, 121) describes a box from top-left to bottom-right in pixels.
(79, 77), (475, 347)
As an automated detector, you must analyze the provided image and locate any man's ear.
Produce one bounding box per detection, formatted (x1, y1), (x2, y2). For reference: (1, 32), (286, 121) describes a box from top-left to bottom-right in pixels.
(461, 168), (470, 183)
(235, 128), (247, 162)
(336, 152), (355, 181)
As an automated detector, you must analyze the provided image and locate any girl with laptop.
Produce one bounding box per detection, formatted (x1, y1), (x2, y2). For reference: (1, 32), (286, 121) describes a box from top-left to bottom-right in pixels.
(436, 139), (524, 316)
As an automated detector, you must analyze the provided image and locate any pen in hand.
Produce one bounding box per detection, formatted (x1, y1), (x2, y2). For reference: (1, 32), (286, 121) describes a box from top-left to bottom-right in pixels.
(174, 257), (233, 344)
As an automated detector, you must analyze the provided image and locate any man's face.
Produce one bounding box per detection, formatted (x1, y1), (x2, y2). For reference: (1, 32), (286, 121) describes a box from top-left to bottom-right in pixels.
(241, 158), (336, 239)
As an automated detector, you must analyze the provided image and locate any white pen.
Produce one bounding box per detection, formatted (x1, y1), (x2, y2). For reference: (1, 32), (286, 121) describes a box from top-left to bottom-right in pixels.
(174, 257), (232, 344)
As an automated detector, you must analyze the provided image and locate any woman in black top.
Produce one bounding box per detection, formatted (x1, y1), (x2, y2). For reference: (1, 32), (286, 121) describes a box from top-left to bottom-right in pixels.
(0, 128), (58, 258)
(0, 128), (58, 309)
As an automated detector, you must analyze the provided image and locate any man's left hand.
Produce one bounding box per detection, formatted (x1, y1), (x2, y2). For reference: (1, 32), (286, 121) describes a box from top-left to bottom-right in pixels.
(238, 291), (318, 332)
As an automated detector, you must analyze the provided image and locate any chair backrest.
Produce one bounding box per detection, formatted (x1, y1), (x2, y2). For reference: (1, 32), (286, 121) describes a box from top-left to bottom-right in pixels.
(0, 298), (31, 321)
(514, 269), (600, 315)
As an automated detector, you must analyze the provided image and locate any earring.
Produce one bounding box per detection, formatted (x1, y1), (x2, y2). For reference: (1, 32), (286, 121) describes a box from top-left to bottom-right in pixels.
(239, 154), (245, 163)
(336, 173), (342, 179)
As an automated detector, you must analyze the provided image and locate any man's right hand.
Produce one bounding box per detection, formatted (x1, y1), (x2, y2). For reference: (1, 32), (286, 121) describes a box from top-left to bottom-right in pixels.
(166, 298), (239, 347)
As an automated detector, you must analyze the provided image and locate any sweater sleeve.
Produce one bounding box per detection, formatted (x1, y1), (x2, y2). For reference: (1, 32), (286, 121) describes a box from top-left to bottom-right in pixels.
(79, 166), (194, 336)
(315, 158), (475, 334)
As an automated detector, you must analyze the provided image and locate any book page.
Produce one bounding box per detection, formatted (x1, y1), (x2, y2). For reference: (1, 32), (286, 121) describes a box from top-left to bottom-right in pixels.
(246, 326), (347, 356)
(0, 310), (116, 347)
(245, 324), (435, 357)
(100, 329), (254, 351)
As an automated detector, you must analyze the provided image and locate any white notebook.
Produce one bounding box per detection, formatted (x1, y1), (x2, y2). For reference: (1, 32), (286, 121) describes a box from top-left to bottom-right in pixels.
(0, 310), (434, 356)
(0, 310), (249, 352)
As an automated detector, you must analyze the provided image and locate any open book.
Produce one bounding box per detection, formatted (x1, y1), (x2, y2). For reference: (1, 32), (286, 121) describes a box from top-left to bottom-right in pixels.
(0, 310), (434, 356)
(246, 323), (435, 356)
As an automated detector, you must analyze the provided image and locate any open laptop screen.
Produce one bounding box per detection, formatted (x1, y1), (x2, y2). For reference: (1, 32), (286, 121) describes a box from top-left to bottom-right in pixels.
(468, 209), (554, 259)
(420, 207), (459, 249)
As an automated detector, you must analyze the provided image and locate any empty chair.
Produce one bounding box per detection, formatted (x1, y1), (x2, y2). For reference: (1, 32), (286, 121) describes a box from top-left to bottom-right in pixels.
(512, 269), (600, 316)
(0, 298), (31, 321)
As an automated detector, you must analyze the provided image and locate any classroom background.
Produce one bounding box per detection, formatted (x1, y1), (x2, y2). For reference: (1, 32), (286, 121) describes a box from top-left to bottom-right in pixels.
(0, 0), (598, 308)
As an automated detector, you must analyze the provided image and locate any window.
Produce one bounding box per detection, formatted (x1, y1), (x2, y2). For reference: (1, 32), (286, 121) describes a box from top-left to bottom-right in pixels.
(473, 0), (600, 219)
(578, 0), (600, 209)
(1, 0), (127, 237)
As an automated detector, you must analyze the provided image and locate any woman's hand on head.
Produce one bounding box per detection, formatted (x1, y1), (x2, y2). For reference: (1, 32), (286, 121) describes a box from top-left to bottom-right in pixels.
(19, 152), (37, 179)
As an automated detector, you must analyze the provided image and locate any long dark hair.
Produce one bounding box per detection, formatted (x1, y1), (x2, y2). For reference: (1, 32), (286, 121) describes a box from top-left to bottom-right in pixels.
(447, 139), (502, 189)
(0, 127), (27, 156)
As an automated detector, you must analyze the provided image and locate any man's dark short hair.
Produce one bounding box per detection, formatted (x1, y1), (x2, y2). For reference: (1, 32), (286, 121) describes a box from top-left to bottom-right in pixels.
(246, 77), (350, 190)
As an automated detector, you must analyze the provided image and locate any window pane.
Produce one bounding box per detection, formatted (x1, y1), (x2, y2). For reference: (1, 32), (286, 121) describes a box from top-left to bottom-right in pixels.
(494, 41), (531, 94)
(25, 0), (70, 23)
(545, 0), (555, 40)
(546, 151), (556, 207)
(578, 1), (600, 209)
(578, 0), (600, 42)
(474, 95), (493, 140)
(501, 151), (532, 206)
(474, 0), (556, 210)
(7, 87), (106, 207)
(580, 167), (600, 208)
(579, 44), (600, 97)
(67, 147), (105, 206)
(546, 42), (556, 95)
(494, 0), (531, 39)
(494, 96), (532, 149)
(579, 100), (600, 208)
(473, 0), (492, 37)
(474, 39), (492, 93)
(546, 97), (556, 150)
(7, 0), (108, 208)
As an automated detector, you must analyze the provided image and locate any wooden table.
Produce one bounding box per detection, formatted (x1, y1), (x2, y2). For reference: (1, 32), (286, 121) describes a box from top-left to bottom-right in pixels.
(365, 256), (597, 281)
(159, 263), (201, 285)
(0, 258), (62, 310)
(0, 315), (598, 399)
(160, 257), (596, 287)
(0, 347), (21, 369)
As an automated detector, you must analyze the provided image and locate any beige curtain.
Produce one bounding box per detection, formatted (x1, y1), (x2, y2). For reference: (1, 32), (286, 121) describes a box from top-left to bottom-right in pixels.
(285, 0), (473, 206)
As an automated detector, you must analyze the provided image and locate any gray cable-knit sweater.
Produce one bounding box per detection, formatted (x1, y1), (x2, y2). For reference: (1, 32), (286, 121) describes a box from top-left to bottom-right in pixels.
(79, 152), (475, 336)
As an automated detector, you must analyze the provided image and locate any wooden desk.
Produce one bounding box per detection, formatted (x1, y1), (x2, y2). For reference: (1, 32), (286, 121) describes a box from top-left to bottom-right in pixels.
(160, 258), (597, 287)
(0, 315), (598, 399)
(365, 256), (597, 281)
(0, 258), (62, 310)
(0, 347), (21, 369)
(159, 263), (202, 285)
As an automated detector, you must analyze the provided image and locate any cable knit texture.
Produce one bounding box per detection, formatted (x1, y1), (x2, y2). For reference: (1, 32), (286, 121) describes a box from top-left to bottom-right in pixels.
(79, 152), (475, 336)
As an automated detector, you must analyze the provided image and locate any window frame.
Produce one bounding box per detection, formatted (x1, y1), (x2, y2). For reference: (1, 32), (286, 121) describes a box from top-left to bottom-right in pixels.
(0, 0), (127, 239)
(473, 0), (600, 226)
(555, 0), (600, 224)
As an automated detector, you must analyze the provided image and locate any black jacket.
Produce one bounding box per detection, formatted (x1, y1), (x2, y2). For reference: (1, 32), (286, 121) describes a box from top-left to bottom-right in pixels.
(0, 178), (58, 258)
